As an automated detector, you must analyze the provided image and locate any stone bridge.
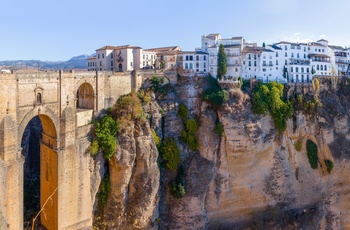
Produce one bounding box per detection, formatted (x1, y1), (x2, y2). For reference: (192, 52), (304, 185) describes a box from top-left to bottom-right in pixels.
(0, 69), (157, 229)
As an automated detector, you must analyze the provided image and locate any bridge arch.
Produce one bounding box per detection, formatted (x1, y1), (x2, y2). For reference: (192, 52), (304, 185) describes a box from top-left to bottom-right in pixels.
(20, 109), (59, 229)
(76, 82), (95, 110)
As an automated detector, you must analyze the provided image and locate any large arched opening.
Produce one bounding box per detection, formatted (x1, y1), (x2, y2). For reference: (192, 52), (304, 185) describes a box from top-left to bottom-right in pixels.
(76, 83), (94, 110)
(21, 114), (58, 230)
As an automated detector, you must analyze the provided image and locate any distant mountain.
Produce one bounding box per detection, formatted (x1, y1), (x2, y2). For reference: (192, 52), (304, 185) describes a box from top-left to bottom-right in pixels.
(0, 54), (94, 70)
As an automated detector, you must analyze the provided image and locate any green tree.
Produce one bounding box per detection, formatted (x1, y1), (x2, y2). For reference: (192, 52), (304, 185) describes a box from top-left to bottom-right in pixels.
(262, 42), (266, 48)
(217, 44), (227, 80)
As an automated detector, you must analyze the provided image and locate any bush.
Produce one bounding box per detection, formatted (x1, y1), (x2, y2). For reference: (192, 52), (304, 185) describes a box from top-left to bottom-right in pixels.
(90, 140), (99, 157)
(113, 91), (143, 122)
(252, 81), (293, 132)
(98, 176), (111, 208)
(306, 139), (318, 169)
(94, 115), (119, 160)
(214, 122), (224, 137)
(178, 103), (188, 121)
(159, 138), (181, 171)
(324, 159), (334, 173)
(152, 129), (160, 147)
(203, 76), (229, 108)
(294, 139), (302, 151)
(150, 75), (164, 88)
(170, 182), (186, 198)
(180, 118), (198, 151)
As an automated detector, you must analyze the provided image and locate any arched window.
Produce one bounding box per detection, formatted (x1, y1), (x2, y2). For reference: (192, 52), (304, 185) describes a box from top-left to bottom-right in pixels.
(37, 93), (42, 104)
(321, 65), (323, 71)
(324, 65), (327, 71)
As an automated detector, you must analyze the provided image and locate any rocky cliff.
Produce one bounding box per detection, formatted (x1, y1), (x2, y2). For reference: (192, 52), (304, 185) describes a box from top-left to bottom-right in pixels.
(97, 76), (350, 229)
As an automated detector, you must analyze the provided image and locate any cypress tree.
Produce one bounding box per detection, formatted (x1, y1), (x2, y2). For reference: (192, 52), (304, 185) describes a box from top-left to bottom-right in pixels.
(217, 44), (227, 80)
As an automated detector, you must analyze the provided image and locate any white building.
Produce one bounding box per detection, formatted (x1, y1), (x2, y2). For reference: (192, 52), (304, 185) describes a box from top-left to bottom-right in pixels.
(179, 51), (209, 74)
(200, 34), (244, 78)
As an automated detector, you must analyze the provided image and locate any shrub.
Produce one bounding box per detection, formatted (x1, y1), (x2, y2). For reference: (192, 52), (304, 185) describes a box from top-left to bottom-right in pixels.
(98, 175), (111, 208)
(90, 140), (99, 157)
(178, 103), (188, 121)
(94, 115), (119, 160)
(180, 118), (198, 151)
(294, 139), (302, 152)
(137, 89), (151, 104)
(214, 122), (224, 137)
(113, 91), (143, 121)
(150, 75), (164, 88)
(152, 129), (160, 147)
(170, 182), (186, 198)
(306, 139), (318, 169)
(252, 81), (293, 132)
(203, 76), (229, 108)
(324, 159), (334, 173)
(159, 138), (181, 171)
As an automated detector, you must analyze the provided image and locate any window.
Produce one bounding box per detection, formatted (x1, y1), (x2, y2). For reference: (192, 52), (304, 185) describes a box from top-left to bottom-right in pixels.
(263, 68), (266, 72)
(36, 93), (42, 104)
(190, 56), (193, 61)
(285, 60), (287, 65)
(321, 65), (323, 70)
(297, 53), (300, 58)
(269, 61), (273, 66)
(235, 68), (238, 72)
(276, 52), (278, 57)
(296, 67), (298, 72)
(111, 61), (113, 66)
(143, 55), (145, 59)
(291, 67), (293, 72)
(285, 52), (287, 57)
(189, 63), (193, 69)
(249, 61), (251, 66)
(304, 54), (306, 59)
(285, 45), (287, 50)
(254, 54), (257, 59)
(204, 63), (206, 68)
(196, 63), (199, 68)
(111, 53), (113, 58)
(204, 56), (206, 61)
(130, 62), (133, 67)
(196, 56), (199, 61)
(100, 61), (102, 66)
(98, 54), (100, 59)
(291, 53), (294, 58)
(301, 67), (304, 73)
(263, 55), (266, 59)
(304, 47), (306, 51)
(254, 61), (257, 67)
(102, 53), (104, 58)
(324, 65), (327, 71)
(185, 63), (188, 69)
(317, 65), (319, 70)
(263, 61), (266, 66)
(276, 60), (278, 65)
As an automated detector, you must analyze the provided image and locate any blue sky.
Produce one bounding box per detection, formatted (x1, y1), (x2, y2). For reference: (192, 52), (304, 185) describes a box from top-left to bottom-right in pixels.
(1, 0), (350, 61)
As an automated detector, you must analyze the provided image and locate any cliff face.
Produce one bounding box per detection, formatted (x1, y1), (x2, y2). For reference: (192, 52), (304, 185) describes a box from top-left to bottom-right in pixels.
(100, 76), (350, 229)
(102, 117), (160, 229)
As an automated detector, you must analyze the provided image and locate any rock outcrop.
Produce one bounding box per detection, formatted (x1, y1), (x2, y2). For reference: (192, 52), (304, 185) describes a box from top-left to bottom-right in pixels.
(103, 117), (160, 229)
(98, 76), (350, 229)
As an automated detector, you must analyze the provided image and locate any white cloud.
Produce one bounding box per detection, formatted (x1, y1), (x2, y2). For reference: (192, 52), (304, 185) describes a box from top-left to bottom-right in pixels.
(319, 34), (326, 39)
(281, 32), (313, 43)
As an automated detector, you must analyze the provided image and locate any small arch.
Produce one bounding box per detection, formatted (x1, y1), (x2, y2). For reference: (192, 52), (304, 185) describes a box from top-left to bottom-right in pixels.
(118, 63), (123, 72)
(76, 83), (94, 109)
(36, 93), (42, 104)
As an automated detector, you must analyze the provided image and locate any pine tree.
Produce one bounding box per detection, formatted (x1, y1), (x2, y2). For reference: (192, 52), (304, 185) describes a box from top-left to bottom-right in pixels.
(217, 44), (227, 80)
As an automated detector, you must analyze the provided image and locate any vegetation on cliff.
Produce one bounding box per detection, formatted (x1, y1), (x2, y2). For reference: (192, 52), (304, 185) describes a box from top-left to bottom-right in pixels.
(306, 139), (318, 169)
(90, 114), (119, 160)
(252, 81), (293, 132)
(159, 138), (181, 171)
(203, 76), (229, 108)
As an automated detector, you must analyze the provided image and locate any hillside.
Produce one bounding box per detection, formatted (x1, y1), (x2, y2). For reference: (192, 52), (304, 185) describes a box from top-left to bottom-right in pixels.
(0, 54), (93, 70)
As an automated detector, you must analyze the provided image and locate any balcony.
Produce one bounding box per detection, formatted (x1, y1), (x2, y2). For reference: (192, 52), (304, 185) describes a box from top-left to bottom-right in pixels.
(289, 59), (310, 65)
(226, 53), (240, 57)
